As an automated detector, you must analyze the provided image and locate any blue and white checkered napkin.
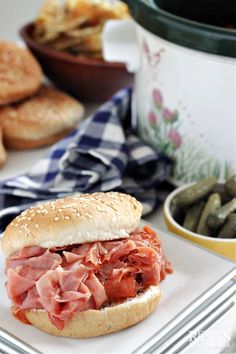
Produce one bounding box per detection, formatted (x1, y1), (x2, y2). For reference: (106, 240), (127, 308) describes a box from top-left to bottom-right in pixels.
(0, 88), (172, 233)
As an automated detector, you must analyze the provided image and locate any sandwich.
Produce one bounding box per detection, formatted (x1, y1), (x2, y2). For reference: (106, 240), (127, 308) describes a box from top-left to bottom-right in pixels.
(2, 192), (172, 338)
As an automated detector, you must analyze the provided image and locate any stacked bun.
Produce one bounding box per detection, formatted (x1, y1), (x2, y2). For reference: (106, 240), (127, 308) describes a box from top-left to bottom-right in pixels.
(0, 41), (42, 105)
(0, 41), (84, 164)
(0, 85), (84, 150)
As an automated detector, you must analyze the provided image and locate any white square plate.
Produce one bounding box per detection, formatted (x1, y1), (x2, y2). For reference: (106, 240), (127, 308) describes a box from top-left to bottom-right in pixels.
(0, 227), (235, 354)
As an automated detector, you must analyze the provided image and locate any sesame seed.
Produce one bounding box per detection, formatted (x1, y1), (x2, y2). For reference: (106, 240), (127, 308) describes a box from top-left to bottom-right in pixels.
(35, 224), (39, 228)
(54, 217), (60, 221)
(65, 216), (70, 220)
(97, 207), (105, 212)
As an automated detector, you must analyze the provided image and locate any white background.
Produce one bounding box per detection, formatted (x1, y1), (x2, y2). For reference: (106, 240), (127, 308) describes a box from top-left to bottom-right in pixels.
(0, 0), (42, 42)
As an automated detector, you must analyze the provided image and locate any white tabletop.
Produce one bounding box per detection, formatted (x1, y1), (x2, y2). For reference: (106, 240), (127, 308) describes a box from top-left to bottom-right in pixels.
(0, 2), (235, 353)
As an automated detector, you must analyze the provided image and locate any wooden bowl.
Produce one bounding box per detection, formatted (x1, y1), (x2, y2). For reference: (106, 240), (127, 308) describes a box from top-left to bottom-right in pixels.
(20, 23), (133, 102)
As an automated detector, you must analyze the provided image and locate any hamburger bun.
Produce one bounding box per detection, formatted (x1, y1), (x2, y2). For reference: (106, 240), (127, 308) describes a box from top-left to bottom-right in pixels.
(0, 41), (42, 105)
(25, 285), (161, 338)
(0, 126), (7, 167)
(0, 85), (84, 150)
(2, 192), (142, 256)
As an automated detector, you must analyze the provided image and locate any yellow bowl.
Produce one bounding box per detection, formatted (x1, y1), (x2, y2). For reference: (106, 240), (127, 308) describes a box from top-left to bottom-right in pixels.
(163, 184), (236, 262)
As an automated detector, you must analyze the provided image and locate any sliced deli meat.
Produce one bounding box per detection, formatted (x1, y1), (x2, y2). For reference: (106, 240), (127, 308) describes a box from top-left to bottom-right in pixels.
(6, 268), (35, 300)
(84, 273), (108, 308)
(6, 249), (62, 271)
(10, 246), (45, 260)
(6, 226), (172, 329)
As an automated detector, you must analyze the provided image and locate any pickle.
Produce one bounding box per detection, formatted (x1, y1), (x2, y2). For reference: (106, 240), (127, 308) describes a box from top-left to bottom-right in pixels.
(197, 193), (221, 236)
(171, 204), (186, 225)
(207, 198), (236, 229)
(225, 176), (236, 197)
(217, 213), (236, 239)
(212, 184), (231, 204)
(183, 201), (205, 232)
(172, 176), (217, 208)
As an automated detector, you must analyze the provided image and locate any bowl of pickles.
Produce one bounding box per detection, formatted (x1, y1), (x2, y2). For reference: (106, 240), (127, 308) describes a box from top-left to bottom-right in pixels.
(164, 176), (236, 261)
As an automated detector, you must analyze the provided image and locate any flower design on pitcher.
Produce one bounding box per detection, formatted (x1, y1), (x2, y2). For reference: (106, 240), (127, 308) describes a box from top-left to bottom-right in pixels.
(168, 128), (182, 149)
(142, 88), (235, 183)
(147, 88), (182, 156)
(148, 111), (158, 127)
(152, 89), (163, 109)
(163, 108), (178, 123)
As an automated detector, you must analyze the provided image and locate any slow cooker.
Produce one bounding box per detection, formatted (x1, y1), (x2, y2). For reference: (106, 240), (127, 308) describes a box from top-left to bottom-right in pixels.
(121, 0), (236, 183)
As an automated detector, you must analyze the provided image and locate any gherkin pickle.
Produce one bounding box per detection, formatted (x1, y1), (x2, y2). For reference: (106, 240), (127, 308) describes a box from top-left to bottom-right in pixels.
(212, 184), (232, 204)
(172, 176), (217, 207)
(197, 193), (221, 236)
(218, 213), (236, 238)
(172, 177), (236, 239)
(170, 204), (186, 225)
(207, 198), (236, 229)
(183, 201), (205, 232)
(225, 176), (236, 198)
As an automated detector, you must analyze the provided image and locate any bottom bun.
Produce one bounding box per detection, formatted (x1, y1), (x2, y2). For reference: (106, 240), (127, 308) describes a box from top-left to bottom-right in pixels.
(4, 129), (74, 150)
(25, 286), (161, 338)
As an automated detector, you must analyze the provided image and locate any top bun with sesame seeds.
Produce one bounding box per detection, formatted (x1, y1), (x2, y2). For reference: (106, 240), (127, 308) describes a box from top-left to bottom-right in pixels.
(1, 192), (142, 256)
(0, 41), (42, 105)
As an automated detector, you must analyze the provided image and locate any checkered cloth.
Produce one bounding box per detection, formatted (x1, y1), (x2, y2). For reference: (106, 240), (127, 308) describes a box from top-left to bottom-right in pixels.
(0, 88), (172, 233)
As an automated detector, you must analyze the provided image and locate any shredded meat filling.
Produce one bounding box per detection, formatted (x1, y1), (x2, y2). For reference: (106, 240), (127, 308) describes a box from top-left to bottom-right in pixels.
(6, 226), (172, 329)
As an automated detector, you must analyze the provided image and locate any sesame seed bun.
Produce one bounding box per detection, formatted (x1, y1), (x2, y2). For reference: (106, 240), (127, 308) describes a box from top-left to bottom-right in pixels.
(25, 285), (161, 338)
(0, 85), (84, 150)
(0, 41), (42, 105)
(0, 126), (7, 168)
(2, 192), (142, 256)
